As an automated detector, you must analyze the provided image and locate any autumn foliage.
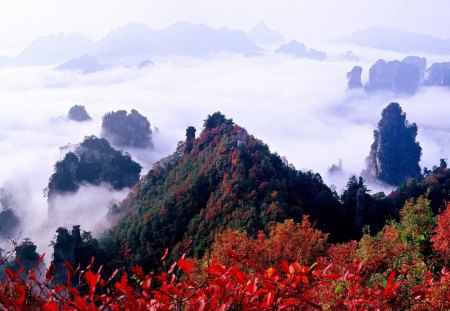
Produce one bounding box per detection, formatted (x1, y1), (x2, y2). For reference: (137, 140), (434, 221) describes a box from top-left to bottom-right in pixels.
(1, 199), (449, 310)
(432, 203), (450, 265)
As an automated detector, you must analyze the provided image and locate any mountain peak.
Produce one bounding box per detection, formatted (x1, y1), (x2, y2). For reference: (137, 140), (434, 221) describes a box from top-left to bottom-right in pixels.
(247, 21), (284, 45)
(106, 112), (339, 268)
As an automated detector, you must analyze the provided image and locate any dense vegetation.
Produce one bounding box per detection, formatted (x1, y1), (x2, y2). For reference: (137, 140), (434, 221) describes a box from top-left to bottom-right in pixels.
(46, 136), (142, 199)
(101, 109), (153, 148)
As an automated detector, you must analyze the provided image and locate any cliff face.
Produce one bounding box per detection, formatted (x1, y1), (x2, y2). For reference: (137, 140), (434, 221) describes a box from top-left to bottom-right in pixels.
(366, 103), (422, 186)
(425, 62), (450, 86)
(347, 66), (362, 89)
(366, 60), (420, 94)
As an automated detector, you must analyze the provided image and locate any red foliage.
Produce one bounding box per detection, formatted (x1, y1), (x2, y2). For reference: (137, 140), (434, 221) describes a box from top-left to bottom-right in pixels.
(431, 204), (450, 264)
(0, 246), (449, 310)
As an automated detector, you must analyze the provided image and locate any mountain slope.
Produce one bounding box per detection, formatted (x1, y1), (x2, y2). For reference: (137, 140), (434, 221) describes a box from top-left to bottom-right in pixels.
(15, 33), (94, 66)
(105, 113), (340, 268)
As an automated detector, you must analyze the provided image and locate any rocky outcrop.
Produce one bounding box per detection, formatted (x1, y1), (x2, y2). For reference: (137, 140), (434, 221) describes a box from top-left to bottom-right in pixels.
(402, 55), (427, 79)
(276, 41), (326, 60)
(365, 103), (421, 186)
(68, 105), (91, 122)
(425, 62), (450, 86)
(365, 59), (420, 94)
(346, 66), (362, 89)
(101, 109), (153, 148)
(46, 136), (142, 199)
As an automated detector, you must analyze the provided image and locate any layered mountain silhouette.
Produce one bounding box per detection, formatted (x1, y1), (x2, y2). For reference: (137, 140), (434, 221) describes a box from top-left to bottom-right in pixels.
(340, 26), (450, 54)
(1, 22), (264, 67)
(94, 22), (261, 60)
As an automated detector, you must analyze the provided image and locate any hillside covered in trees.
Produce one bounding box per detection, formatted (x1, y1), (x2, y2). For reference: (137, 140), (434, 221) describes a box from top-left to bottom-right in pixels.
(104, 112), (343, 268)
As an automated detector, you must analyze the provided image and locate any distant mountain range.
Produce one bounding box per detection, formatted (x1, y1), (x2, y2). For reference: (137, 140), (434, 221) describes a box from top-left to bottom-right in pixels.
(1, 21), (284, 68)
(340, 26), (450, 54)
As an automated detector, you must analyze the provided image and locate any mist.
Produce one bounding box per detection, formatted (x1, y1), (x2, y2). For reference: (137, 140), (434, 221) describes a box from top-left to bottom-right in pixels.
(1, 41), (450, 257)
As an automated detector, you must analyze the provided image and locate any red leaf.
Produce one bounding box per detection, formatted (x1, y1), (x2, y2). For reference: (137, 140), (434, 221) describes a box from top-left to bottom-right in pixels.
(262, 291), (275, 308)
(142, 278), (152, 291)
(225, 249), (240, 261)
(323, 273), (340, 279)
(64, 260), (74, 272)
(29, 269), (36, 281)
(161, 247), (169, 261)
(383, 270), (396, 297)
(349, 283), (358, 297)
(5, 268), (16, 281)
(280, 261), (290, 275)
(246, 279), (257, 295)
(195, 298), (206, 311)
(42, 302), (59, 311)
(107, 268), (119, 283)
(85, 270), (100, 295)
(16, 286), (26, 307)
(46, 262), (55, 282)
(387, 270), (396, 286)
(35, 253), (45, 271)
(303, 295), (322, 309)
(178, 258), (194, 275)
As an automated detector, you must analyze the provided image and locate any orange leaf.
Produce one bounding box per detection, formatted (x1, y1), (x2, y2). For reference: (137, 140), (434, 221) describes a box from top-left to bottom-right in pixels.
(266, 267), (275, 278)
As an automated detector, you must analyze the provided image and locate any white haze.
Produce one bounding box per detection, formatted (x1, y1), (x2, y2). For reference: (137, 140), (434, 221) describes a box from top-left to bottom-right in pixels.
(1, 0), (450, 55)
(1, 45), (450, 257)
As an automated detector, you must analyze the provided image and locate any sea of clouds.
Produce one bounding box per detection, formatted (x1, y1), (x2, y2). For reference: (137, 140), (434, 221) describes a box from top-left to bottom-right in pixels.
(1, 45), (450, 256)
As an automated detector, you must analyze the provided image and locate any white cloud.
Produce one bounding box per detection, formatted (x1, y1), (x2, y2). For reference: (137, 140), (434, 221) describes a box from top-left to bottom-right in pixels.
(1, 48), (450, 255)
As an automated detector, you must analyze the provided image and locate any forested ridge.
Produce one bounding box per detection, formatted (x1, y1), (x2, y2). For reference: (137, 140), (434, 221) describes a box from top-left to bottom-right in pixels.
(104, 112), (341, 269)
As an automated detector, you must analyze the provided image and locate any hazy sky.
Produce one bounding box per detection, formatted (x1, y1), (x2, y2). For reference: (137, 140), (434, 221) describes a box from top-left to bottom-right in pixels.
(1, 0), (450, 54)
